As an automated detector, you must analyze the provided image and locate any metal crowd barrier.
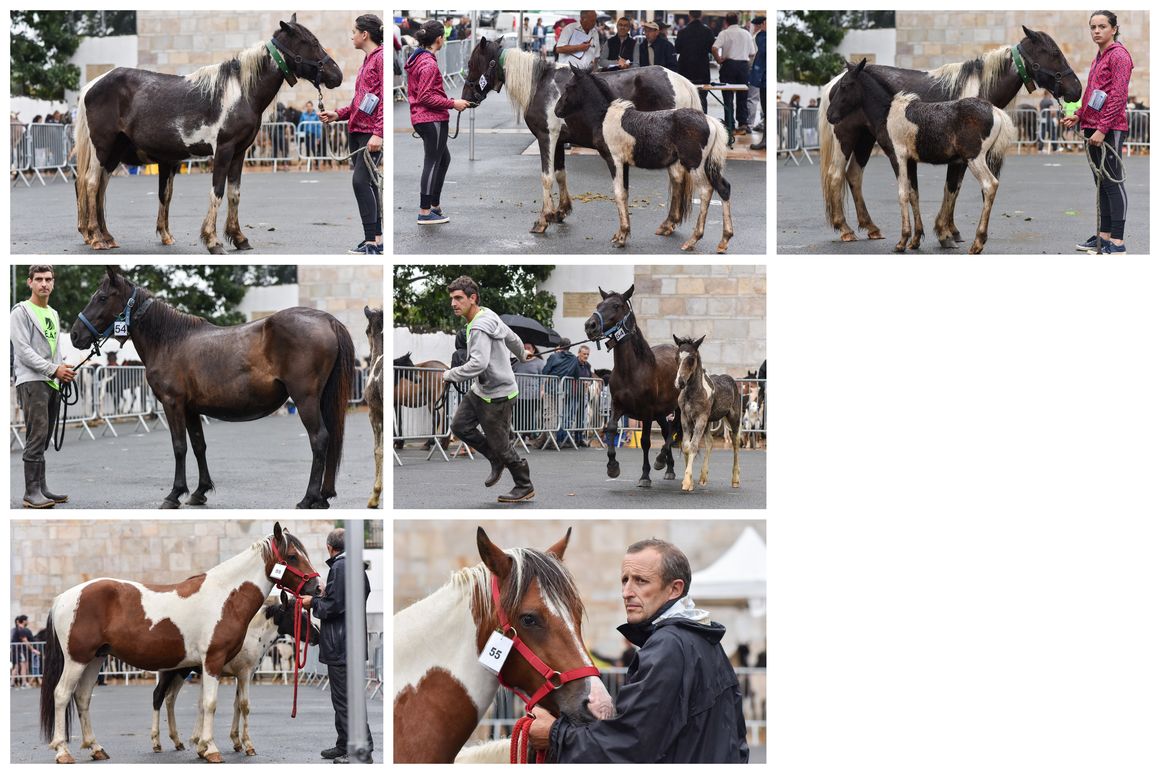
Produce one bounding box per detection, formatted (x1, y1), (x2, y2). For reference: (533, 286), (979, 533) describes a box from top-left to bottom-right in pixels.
(734, 378), (767, 448)
(1002, 107), (1150, 155)
(392, 366), (455, 460)
(245, 120), (297, 170)
(10, 369), (100, 448)
(512, 372), (563, 451)
(297, 120), (351, 171)
(10, 122), (74, 186)
(776, 106), (803, 165)
(557, 376), (609, 449)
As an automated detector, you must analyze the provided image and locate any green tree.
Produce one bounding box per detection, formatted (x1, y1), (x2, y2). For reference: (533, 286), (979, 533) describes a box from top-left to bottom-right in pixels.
(777, 11), (849, 86)
(10, 12), (81, 100)
(73, 11), (137, 37)
(393, 265), (557, 334)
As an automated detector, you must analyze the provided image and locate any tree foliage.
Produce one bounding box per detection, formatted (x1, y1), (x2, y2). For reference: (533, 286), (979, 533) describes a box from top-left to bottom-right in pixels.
(393, 265), (557, 334)
(776, 11), (849, 86)
(10, 12), (82, 100)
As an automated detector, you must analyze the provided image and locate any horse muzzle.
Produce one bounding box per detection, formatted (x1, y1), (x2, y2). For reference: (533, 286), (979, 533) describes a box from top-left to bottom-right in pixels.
(70, 322), (94, 349)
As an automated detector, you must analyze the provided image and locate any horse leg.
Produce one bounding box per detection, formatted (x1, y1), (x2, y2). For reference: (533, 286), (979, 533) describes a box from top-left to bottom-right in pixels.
(238, 674), (256, 756)
(730, 413), (742, 488)
(368, 408), (383, 508)
(155, 162), (178, 246)
(291, 395), (330, 509)
(935, 162), (966, 247)
(604, 406), (622, 478)
(553, 138), (572, 221)
(681, 179), (713, 251)
(94, 167), (119, 249)
(656, 165), (684, 235)
(223, 155), (253, 250)
(698, 418), (714, 487)
(160, 403), (190, 508)
(654, 414), (677, 480)
(848, 135), (884, 239)
(709, 164), (734, 253)
(200, 150), (231, 254)
(194, 673), (223, 763)
(905, 159), (924, 250)
(967, 159), (998, 254)
(895, 154), (913, 253)
(74, 659), (110, 760)
(681, 416), (708, 492)
(637, 417), (654, 487)
(49, 657), (92, 763)
(184, 408), (214, 506)
(166, 680), (185, 750)
(611, 162), (631, 247)
(531, 134), (558, 233)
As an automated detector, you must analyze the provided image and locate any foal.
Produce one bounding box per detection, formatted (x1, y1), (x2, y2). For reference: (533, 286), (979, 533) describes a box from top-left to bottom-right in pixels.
(673, 336), (742, 492)
(364, 306), (384, 508)
(827, 59), (1015, 254)
(554, 65), (733, 253)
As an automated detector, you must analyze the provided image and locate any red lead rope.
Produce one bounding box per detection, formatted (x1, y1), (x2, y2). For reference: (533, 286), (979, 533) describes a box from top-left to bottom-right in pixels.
(289, 593), (310, 718)
(511, 715), (545, 764)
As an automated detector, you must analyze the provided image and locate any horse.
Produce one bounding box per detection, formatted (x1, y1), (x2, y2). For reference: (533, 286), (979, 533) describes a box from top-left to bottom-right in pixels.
(673, 335), (742, 492)
(739, 373), (764, 450)
(392, 352), (451, 452)
(827, 59), (1016, 254)
(363, 306), (384, 508)
(583, 285), (680, 487)
(393, 527), (613, 763)
(819, 25), (1081, 244)
(150, 592), (320, 757)
(462, 36), (701, 234)
(555, 64), (733, 253)
(70, 266), (354, 509)
(39, 522), (320, 764)
(73, 14), (342, 254)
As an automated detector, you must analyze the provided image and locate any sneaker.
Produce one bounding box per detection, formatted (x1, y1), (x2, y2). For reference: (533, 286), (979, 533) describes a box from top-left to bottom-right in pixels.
(1101, 241), (1127, 254)
(734, 126), (750, 136)
(417, 211), (449, 225)
(1074, 234), (1099, 252)
(332, 754), (350, 764)
(347, 241), (383, 255)
(321, 746), (344, 760)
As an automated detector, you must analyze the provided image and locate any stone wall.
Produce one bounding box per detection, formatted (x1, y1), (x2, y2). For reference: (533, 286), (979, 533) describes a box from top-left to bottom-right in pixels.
(631, 265), (767, 378)
(298, 265), (384, 360)
(896, 11), (1150, 107)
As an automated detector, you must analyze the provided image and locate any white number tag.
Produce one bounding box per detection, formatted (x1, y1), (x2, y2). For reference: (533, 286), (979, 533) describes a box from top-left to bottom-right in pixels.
(478, 629), (514, 674)
(114, 320), (128, 337)
(270, 563), (287, 580)
(479, 74), (488, 91)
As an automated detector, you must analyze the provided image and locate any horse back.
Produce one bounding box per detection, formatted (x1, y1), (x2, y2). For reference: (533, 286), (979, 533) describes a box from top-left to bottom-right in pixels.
(901, 97), (995, 164)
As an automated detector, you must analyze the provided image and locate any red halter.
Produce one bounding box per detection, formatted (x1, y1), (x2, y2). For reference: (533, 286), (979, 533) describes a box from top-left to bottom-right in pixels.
(268, 537), (320, 718)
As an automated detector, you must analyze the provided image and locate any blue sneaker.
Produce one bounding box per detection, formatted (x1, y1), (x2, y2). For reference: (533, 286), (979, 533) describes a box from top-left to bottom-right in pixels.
(1101, 241), (1127, 254)
(347, 241), (382, 255)
(1075, 234), (1099, 251)
(417, 211), (449, 225)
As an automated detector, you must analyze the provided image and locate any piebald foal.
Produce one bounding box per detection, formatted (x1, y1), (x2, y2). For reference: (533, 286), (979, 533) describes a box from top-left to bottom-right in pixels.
(364, 306), (384, 508)
(674, 335), (742, 492)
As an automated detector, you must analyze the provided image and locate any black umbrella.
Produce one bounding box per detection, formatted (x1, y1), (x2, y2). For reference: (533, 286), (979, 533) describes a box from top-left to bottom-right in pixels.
(500, 314), (563, 348)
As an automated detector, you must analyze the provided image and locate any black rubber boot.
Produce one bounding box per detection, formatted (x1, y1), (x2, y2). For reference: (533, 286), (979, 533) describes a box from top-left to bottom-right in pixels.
(23, 461), (54, 509)
(497, 459), (535, 503)
(39, 462), (68, 503)
(482, 450), (505, 488)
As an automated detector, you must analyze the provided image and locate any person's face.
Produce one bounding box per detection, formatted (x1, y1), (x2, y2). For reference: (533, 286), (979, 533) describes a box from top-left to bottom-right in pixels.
(28, 271), (54, 302)
(1090, 16), (1115, 47)
(305, 102), (313, 111)
(578, 348), (589, 363)
(645, 27), (659, 43)
(617, 20), (630, 37)
(449, 289), (476, 317)
(351, 26), (369, 48)
(621, 548), (683, 624)
(581, 11), (597, 31)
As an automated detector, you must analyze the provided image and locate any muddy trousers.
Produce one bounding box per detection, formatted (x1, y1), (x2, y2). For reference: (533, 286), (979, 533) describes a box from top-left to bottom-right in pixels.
(451, 391), (520, 466)
(18, 381), (59, 463)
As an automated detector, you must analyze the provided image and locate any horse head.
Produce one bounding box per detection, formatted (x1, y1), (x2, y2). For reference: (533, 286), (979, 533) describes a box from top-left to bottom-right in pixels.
(554, 64), (614, 119)
(476, 527), (612, 724)
(272, 13), (343, 89)
(672, 335), (706, 390)
(1017, 26), (1082, 102)
(463, 36), (503, 105)
(364, 306), (384, 360)
(585, 285), (634, 342)
(272, 590), (320, 646)
(826, 59), (868, 126)
(71, 265), (147, 349)
(263, 522), (322, 598)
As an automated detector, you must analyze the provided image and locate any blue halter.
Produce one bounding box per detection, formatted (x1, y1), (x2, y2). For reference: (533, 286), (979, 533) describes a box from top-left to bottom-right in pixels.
(77, 286), (149, 342)
(594, 303), (635, 349)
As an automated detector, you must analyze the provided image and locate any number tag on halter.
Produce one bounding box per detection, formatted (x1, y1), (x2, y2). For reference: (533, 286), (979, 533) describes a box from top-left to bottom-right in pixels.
(478, 630), (514, 673)
(270, 563), (287, 581)
(114, 320), (128, 337)
(478, 74), (488, 91)
(612, 327), (627, 342)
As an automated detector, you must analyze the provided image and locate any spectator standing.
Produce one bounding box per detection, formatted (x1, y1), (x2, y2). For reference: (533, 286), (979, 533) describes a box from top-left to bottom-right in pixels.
(713, 13), (757, 134)
(600, 17), (637, 70)
(633, 21), (678, 71)
(675, 10), (715, 112)
(557, 11), (600, 71)
(748, 15), (767, 150)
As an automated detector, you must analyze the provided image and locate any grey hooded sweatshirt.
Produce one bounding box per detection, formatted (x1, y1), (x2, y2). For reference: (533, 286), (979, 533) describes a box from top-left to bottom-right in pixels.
(10, 301), (63, 388)
(443, 307), (527, 401)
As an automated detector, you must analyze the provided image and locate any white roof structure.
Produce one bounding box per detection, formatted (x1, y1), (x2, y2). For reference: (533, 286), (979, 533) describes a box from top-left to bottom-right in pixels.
(690, 526), (767, 656)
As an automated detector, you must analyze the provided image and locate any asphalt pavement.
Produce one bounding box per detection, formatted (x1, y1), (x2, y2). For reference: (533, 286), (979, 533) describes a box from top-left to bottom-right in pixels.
(393, 440), (767, 509)
(777, 152), (1150, 254)
(10, 411), (380, 510)
(9, 683), (383, 764)
(10, 168), (369, 255)
(393, 91), (768, 255)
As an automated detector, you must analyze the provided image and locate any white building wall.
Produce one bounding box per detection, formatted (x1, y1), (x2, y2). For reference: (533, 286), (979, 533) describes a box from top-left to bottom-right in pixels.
(237, 284), (299, 322)
(65, 35), (139, 110)
(537, 264), (633, 372)
(777, 27), (896, 107)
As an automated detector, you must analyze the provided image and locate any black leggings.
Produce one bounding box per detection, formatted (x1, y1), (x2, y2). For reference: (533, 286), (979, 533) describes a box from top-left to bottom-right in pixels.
(1084, 127), (1127, 239)
(414, 120), (451, 211)
(350, 132), (382, 242)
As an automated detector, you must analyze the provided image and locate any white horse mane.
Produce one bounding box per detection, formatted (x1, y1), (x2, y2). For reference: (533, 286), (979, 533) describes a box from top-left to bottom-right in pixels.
(929, 45), (1011, 99)
(499, 47), (539, 115)
(187, 41), (269, 99)
(892, 91), (921, 106)
(447, 547), (584, 627)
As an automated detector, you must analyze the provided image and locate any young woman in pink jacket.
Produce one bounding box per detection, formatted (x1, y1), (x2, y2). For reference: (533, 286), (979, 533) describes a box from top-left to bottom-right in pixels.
(405, 20), (470, 225)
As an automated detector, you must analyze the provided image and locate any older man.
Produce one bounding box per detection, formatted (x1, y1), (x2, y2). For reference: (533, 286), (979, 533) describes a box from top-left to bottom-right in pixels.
(530, 539), (749, 763)
(632, 21), (678, 70)
(556, 10), (600, 70)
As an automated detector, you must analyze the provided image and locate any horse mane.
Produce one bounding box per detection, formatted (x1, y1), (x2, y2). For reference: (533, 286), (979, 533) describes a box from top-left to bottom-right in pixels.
(187, 41), (271, 100)
(257, 530), (310, 566)
(134, 289), (211, 341)
(501, 48), (553, 115)
(454, 548), (585, 626)
(893, 91), (921, 106)
(928, 46), (1011, 100)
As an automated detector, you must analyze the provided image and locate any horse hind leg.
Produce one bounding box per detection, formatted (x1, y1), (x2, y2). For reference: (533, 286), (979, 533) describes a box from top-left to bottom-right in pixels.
(847, 140), (884, 239)
(553, 140), (572, 221)
(710, 166), (733, 253)
(290, 394), (330, 509)
(698, 422), (714, 487)
(74, 659), (110, 760)
(680, 179), (713, 252)
(50, 658), (92, 763)
(200, 153), (231, 254)
(611, 162), (631, 248)
(637, 417), (654, 487)
(730, 411), (742, 488)
(656, 166), (686, 236)
(904, 159), (924, 250)
(94, 166), (119, 249)
(155, 163), (178, 246)
(654, 414), (676, 480)
(935, 162), (966, 247)
(368, 409), (383, 508)
(967, 159), (998, 254)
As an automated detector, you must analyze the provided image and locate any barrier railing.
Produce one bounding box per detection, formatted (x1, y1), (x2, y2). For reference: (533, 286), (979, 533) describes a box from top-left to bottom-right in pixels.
(776, 106), (804, 165)
(297, 120), (351, 171)
(396, 41), (472, 101)
(392, 366), (455, 460)
(245, 121), (297, 170)
(10, 369), (100, 448)
(512, 372), (563, 451)
(10, 123), (74, 186)
(557, 376), (608, 449)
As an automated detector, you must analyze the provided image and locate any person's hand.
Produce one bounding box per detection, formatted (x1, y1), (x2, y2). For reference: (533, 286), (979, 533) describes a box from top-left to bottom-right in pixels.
(367, 134), (383, 153)
(579, 40), (592, 51)
(617, 57), (629, 69)
(1089, 129), (1105, 147)
(442, 369), (454, 382)
(299, 595), (313, 609)
(529, 709), (557, 751)
(54, 364), (76, 384)
(1060, 114), (1078, 129)
(319, 110), (340, 124)
(452, 98), (471, 112)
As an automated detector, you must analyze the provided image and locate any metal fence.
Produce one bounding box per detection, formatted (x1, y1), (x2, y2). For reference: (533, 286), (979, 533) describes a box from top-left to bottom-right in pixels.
(11, 123), (74, 186)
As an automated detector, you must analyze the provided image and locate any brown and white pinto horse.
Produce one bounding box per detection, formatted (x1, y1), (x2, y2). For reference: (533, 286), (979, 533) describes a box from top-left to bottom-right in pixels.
(39, 523), (320, 764)
(393, 527), (613, 763)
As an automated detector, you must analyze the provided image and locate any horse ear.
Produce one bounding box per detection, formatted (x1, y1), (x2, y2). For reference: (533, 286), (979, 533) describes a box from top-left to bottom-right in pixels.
(280, 590), (290, 607)
(854, 58), (867, 75)
(364, 305), (373, 320)
(622, 284), (634, 301)
(290, 12), (297, 25)
(273, 522), (284, 548)
(280, 20), (293, 34)
(673, 334), (681, 346)
(570, 63), (582, 76)
(598, 287), (609, 299)
(545, 527), (571, 560)
(694, 335), (705, 349)
(477, 527), (513, 580)
(1021, 25), (1039, 42)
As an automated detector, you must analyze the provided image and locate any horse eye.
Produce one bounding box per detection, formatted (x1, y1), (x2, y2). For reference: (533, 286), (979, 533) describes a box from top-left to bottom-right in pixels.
(98, 294), (107, 303)
(519, 613), (539, 628)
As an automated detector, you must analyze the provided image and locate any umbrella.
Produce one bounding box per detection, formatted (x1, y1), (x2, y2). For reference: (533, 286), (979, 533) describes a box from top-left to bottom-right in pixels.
(500, 314), (564, 348)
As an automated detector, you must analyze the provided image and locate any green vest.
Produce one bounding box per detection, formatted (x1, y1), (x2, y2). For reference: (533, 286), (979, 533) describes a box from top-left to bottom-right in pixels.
(23, 301), (61, 391)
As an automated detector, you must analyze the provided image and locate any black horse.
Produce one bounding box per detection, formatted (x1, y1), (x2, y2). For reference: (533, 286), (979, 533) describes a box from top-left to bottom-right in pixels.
(74, 14), (342, 254)
(820, 25), (1082, 243)
(462, 37), (701, 234)
(70, 266), (355, 509)
(583, 285), (679, 487)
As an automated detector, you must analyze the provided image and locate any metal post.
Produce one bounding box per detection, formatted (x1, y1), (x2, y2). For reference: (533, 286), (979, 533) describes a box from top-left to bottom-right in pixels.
(469, 10), (477, 160)
(345, 520), (370, 762)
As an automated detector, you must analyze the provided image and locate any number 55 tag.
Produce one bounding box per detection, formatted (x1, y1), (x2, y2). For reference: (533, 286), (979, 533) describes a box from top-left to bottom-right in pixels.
(478, 629), (514, 674)
(270, 563), (287, 580)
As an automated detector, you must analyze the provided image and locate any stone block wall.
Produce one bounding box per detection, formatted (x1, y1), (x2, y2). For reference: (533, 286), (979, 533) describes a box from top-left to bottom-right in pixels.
(298, 264), (384, 360)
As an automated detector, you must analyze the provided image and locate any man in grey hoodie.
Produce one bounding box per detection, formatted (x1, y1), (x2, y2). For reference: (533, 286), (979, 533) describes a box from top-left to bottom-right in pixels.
(442, 276), (535, 503)
(10, 265), (76, 508)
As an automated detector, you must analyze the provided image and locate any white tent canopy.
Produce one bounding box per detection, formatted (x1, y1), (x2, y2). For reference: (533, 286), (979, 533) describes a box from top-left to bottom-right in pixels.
(691, 526), (767, 602)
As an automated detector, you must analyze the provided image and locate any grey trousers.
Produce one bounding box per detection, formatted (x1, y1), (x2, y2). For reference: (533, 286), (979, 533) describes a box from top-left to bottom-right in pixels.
(451, 391), (520, 466)
(17, 381), (60, 464)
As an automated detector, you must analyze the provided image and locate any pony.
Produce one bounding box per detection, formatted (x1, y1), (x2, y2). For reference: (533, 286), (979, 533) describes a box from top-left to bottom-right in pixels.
(819, 25), (1081, 244)
(73, 14), (342, 253)
(462, 36), (700, 234)
(39, 523), (320, 764)
(392, 352), (452, 453)
(394, 527), (613, 763)
(739, 373), (764, 450)
(364, 306), (384, 508)
(555, 65), (733, 253)
(827, 59), (1016, 254)
(673, 336), (742, 492)
(70, 266), (354, 509)
(150, 592), (320, 757)
(584, 285), (680, 487)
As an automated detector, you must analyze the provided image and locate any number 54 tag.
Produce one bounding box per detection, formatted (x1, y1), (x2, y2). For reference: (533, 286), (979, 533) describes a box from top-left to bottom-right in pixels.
(478, 629), (514, 674)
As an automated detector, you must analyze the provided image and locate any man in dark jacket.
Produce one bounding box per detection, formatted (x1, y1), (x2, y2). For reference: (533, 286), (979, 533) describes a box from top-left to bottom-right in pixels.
(529, 538), (749, 763)
(632, 21), (678, 71)
(302, 528), (373, 763)
(675, 11), (715, 112)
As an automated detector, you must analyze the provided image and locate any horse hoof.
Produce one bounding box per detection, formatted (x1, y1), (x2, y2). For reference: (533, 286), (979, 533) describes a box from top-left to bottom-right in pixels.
(867, 230), (885, 240)
(732, 482), (740, 488)
(968, 244), (984, 255)
(530, 223), (548, 234)
(205, 752), (223, 764)
(953, 232), (965, 242)
(160, 236), (175, 246)
(187, 493), (207, 506)
(607, 462), (620, 479)
(636, 478), (651, 488)
(152, 745), (161, 753)
(664, 471), (676, 481)
(160, 499), (180, 509)
(56, 754), (75, 764)
(245, 749), (256, 757)
(840, 232), (858, 242)
(312, 499), (330, 509)
(175, 743), (185, 751)
(233, 743), (243, 752)
(893, 243), (906, 253)
(234, 240), (253, 251)
(107, 241), (120, 249)
(682, 483), (693, 492)
(207, 244), (227, 255)
(716, 242), (729, 254)
(939, 237), (956, 249)
(91, 750), (110, 761)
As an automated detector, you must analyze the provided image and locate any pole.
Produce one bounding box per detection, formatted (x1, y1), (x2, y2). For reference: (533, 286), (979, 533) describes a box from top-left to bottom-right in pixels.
(469, 10), (477, 161)
(345, 520), (370, 762)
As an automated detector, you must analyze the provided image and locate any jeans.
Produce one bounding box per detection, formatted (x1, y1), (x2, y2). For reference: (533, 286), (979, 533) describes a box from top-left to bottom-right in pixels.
(451, 391), (519, 465)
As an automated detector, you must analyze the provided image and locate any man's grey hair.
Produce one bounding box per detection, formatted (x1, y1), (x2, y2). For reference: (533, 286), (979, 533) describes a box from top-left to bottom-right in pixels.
(626, 538), (691, 598)
(326, 528), (345, 553)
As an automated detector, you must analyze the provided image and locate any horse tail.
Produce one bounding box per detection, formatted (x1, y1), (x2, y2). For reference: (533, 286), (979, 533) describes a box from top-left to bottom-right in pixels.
(39, 611), (69, 742)
(73, 81), (96, 237)
(321, 317), (355, 497)
(987, 107), (1017, 178)
(704, 117), (731, 203)
(818, 73), (849, 232)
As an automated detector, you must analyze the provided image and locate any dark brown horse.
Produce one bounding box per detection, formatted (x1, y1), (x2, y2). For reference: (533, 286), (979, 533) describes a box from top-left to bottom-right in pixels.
(392, 352), (451, 453)
(583, 285), (679, 487)
(70, 267), (354, 509)
(74, 14), (342, 253)
(364, 306), (383, 508)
